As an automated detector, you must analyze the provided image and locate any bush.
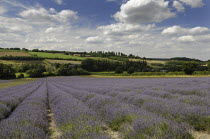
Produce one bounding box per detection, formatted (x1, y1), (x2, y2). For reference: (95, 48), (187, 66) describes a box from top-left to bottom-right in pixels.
(183, 61), (198, 75)
(0, 63), (16, 79)
(26, 69), (44, 78)
(115, 66), (124, 74)
(17, 73), (24, 79)
(44, 72), (56, 77)
(127, 66), (135, 74)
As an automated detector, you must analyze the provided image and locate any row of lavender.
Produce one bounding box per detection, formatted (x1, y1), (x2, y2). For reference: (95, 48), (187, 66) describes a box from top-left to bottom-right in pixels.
(49, 79), (192, 138)
(0, 79), (111, 138)
(0, 77), (209, 138)
(49, 77), (210, 138)
(0, 81), (49, 138)
(0, 80), (43, 120)
(0, 79), (50, 138)
(47, 81), (109, 138)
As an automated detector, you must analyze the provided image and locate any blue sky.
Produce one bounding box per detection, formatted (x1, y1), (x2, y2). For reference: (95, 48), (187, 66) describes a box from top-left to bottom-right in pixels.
(0, 0), (210, 60)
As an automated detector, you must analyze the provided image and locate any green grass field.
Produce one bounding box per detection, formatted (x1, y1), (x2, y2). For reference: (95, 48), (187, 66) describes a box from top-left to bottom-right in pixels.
(0, 78), (36, 89)
(28, 52), (85, 60)
(0, 60), (44, 65)
(90, 71), (210, 77)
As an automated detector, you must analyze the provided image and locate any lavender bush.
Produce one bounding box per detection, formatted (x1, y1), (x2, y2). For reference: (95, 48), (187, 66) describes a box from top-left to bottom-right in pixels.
(0, 76), (209, 138)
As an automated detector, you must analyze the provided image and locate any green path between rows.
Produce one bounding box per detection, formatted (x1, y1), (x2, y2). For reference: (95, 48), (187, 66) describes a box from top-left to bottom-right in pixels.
(0, 78), (37, 89)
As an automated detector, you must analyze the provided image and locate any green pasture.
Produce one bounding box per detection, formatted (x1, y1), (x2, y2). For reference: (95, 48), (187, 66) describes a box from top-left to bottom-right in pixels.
(90, 71), (210, 78)
(0, 78), (36, 89)
(0, 49), (23, 52)
(28, 52), (85, 60)
(0, 60), (44, 65)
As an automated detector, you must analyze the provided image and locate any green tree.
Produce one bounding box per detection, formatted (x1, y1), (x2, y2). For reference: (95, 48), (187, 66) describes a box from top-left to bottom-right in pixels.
(115, 66), (124, 74)
(0, 63), (16, 79)
(183, 61), (198, 75)
(127, 66), (135, 74)
(208, 61), (210, 71)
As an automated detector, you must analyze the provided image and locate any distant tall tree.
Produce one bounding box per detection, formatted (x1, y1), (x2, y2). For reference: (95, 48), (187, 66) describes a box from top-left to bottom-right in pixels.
(183, 61), (198, 75)
(208, 61), (210, 71)
(115, 66), (124, 74)
(0, 63), (16, 79)
(127, 66), (135, 74)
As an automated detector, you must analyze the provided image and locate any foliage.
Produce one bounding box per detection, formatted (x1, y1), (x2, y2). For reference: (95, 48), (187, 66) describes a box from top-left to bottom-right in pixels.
(56, 64), (90, 76)
(17, 73), (24, 79)
(26, 69), (44, 78)
(81, 59), (148, 72)
(19, 64), (46, 72)
(164, 60), (205, 73)
(164, 61), (184, 72)
(0, 63), (16, 79)
(127, 66), (135, 74)
(115, 66), (124, 74)
(208, 61), (210, 71)
(183, 61), (199, 75)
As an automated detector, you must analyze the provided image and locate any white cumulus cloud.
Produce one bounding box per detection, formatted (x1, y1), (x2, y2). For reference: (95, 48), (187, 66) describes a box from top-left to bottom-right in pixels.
(179, 0), (204, 8)
(86, 36), (104, 44)
(173, 1), (185, 12)
(177, 35), (195, 42)
(162, 26), (209, 35)
(19, 8), (78, 23)
(113, 0), (175, 24)
(98, 23), (155, 36)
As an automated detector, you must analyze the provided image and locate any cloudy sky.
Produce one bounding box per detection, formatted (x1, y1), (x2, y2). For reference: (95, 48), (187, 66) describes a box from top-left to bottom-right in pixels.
(0, 0), (210, 60)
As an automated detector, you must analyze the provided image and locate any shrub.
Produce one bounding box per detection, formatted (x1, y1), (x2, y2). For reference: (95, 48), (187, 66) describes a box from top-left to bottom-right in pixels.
(127, 66), (135, 74)
(115, 66), (124, 74)
(0, 63), (16, 79)
(17, 73), (24, 79)
(183, 61), (198, 75)
(26, 69), (44, 78)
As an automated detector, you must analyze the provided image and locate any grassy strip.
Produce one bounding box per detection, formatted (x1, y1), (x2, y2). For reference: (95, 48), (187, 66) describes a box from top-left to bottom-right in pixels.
(85, 71), (210, 78)
(90, 71), (210, 77)
(0, 78), (37, 89)
(28, 52), (85, 60)
(84, 75), (210, 79)
(45, 59), (82, 65)
(0, 60), (44, 65)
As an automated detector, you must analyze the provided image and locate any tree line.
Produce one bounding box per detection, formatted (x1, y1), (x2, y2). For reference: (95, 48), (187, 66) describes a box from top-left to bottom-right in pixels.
(81, 59), (150, 73)
(0, 63), (90, 79)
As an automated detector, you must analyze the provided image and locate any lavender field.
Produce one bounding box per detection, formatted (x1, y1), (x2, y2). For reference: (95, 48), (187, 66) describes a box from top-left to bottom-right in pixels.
(0, 77), (209, 139)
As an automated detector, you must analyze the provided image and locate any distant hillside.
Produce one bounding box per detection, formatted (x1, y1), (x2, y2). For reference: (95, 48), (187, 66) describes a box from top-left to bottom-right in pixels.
(0, 47), (206, 63)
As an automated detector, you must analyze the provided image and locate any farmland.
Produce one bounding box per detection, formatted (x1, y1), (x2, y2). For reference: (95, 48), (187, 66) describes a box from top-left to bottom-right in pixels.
(28, 52), (85, 60)
(0, 79), (36, 89)
(45, 59), (82, 65)
(0, 77), (209, 138)
(0, 52), (31, 57)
